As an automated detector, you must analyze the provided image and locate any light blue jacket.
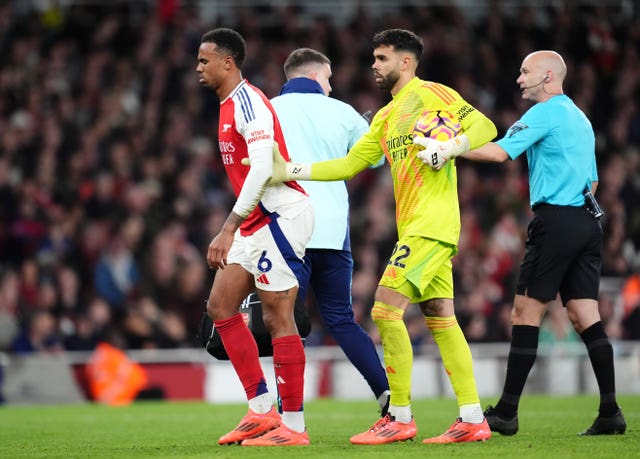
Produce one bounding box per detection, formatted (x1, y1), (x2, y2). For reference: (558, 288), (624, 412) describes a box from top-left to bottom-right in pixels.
(271, 78), (377, 250)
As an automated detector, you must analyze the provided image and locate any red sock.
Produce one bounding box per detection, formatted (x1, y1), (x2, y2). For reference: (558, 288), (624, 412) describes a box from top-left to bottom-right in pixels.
(273, 335), (305, 412)
(214, 313), (268, 400)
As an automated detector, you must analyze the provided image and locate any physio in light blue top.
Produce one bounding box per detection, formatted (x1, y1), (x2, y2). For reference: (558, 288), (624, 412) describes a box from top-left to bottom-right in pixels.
(496, 94), (597, 208)
(272, 79), (369, 250)
(271, 48), (390, 413)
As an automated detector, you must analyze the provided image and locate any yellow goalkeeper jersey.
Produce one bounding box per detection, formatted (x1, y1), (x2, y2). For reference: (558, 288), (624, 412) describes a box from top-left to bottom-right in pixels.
(311, 77), (496, 247)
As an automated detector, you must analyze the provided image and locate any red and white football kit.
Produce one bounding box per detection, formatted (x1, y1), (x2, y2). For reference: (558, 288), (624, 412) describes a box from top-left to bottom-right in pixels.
(218, 79), (313, 291)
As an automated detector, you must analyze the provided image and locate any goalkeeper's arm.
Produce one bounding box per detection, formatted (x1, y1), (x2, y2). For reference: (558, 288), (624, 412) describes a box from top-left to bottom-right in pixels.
(458, 109), (506, 162)
(463, 114), (498, 150)
(309, 153), (373, 181)
(249, 140), (380, 183)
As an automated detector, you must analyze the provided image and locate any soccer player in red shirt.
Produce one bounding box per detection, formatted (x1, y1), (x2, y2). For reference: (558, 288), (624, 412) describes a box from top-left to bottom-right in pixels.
(196, 28), (313, 446)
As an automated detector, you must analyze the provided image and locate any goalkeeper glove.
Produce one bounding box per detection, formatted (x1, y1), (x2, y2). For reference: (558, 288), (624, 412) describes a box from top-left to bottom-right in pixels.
(241, 141), (311, 183)
(413, 134), (470, 171)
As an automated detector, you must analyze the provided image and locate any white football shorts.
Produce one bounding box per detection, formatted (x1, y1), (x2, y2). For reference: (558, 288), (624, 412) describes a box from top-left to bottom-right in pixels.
(227, 203), (314, 292)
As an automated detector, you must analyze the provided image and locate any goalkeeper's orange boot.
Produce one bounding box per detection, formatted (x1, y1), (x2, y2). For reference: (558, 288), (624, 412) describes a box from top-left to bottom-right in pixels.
(422, 417), (491, 444)
(350, 414), (417, 445)
(241, 425), (310, 446)
(218, 406), (280, 445)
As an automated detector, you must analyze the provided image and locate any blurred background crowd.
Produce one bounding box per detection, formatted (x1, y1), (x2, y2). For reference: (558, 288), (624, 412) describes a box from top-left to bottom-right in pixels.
(0, 0), (638, 354)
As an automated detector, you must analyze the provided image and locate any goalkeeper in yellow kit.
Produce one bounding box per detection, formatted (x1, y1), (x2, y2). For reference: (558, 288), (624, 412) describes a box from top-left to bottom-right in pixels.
(263, 29), (497, 444)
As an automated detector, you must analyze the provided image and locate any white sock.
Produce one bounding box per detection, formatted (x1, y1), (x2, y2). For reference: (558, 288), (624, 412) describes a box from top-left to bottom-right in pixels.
(248, 393), (273, 414)
(377, 390), (390, 412)
(388, 404), (412, 423)
(459, 403), (484, 423)
(281, 411), (305, 433)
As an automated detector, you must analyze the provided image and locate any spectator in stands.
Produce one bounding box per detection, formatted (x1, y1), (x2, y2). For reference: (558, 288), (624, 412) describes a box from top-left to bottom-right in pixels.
(94, 232), (140, 312)
(12, 311), (63, 354)
(0, 268), (19, 350)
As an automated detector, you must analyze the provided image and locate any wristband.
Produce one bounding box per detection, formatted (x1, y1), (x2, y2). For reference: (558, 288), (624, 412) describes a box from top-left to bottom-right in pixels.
(286, 162), (311, 181)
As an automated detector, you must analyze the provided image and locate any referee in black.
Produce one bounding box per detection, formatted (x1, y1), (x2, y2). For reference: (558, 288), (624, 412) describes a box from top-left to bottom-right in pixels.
(447, 50), (626, 436)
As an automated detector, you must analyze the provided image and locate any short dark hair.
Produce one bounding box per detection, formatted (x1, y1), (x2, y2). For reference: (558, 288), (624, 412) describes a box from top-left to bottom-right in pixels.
(283, 48), (331, 79)
(372, 29), (423, 61)
(201, 28), (246, 69)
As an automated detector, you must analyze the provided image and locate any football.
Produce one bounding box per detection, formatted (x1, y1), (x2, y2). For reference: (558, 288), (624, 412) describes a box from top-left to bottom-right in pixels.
(413, 110), (462, 141)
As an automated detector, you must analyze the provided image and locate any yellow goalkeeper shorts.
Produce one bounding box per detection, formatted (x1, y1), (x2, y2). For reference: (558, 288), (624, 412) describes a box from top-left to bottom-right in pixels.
(379, 236), (455, 303)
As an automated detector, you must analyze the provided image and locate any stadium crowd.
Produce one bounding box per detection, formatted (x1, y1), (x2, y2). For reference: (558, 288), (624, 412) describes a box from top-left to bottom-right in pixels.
(0, 1), (638, 353)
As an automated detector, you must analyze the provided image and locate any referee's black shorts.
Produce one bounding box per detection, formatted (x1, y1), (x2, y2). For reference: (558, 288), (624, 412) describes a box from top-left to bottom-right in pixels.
(516, 204), (602, 305)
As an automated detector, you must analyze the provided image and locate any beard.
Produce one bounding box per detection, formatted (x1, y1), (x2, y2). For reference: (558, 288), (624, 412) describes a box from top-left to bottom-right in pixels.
(376, 70), (400, 91)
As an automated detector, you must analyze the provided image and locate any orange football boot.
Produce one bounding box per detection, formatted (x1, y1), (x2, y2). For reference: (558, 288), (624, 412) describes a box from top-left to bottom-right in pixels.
(241, 424), (310, 446)
(423, 417), (491, 444)
(350, 414), (417, 445)
(218, 406), (280, 445)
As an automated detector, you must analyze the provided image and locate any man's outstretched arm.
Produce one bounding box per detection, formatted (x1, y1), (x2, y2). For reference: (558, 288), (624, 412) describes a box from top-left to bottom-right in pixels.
(244, 141), (378, 183)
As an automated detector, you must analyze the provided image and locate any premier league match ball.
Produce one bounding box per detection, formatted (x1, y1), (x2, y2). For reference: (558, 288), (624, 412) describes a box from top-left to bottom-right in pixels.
(413, 110), (462, 141)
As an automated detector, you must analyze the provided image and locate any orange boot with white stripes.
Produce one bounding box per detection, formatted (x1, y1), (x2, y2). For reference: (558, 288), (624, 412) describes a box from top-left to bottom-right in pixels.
(350, 414), (417, 445)
(423, 417), (491, 444)
(218, 406), (280, 445)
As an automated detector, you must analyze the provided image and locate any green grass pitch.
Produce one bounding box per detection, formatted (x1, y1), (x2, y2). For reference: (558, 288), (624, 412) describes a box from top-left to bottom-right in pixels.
(1, 395), (638, 458)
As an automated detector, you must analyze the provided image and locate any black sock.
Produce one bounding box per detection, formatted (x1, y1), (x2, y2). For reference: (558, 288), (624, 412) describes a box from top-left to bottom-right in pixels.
(495, 325), (539, 418)
(580, 321), (619, 417)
